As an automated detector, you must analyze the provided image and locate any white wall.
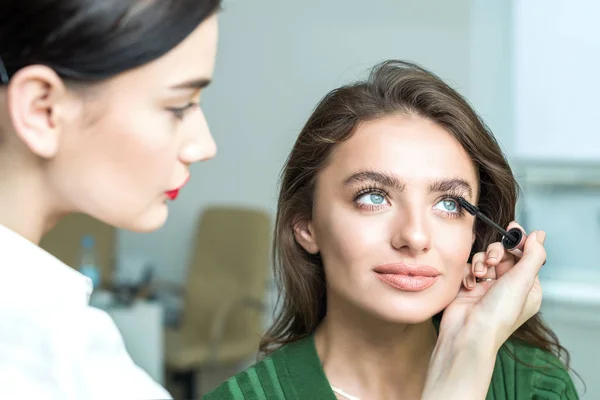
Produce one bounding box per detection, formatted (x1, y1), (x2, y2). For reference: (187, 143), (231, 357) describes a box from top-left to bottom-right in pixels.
(118, 0), (513, 283)
(514, 0), (600, 162)
(469, 0), (513, 155)
(510, 0), (600, 282)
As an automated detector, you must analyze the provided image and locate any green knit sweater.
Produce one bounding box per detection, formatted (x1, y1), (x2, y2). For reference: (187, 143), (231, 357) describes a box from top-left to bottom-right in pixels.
(204, 334), (578, 399)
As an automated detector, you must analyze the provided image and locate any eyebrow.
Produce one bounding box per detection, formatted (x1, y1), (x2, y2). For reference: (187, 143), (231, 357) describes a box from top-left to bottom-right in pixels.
(170, 77), (212, 90)
(344, 170), (405, 191)
(343, 170), (474, 199)
(429, 178), (474, 199)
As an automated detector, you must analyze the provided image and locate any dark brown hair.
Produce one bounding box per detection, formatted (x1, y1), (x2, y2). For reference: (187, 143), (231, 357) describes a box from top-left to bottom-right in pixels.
(260, 60), (570, 369)
(0, 0), (221, 83)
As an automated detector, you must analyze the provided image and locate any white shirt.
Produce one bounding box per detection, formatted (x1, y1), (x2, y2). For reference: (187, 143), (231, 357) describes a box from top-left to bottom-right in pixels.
(0, 224), (172, 400)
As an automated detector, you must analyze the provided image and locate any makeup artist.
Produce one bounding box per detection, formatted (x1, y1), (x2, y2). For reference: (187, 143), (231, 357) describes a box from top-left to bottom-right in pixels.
(207, 61), (577, 400)
(0, 1), (220, 399)
(0, 3), (570, 400)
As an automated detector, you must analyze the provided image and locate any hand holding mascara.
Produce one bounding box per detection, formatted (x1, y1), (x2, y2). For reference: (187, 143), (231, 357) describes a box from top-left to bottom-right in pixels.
(456, 197), (526, 258)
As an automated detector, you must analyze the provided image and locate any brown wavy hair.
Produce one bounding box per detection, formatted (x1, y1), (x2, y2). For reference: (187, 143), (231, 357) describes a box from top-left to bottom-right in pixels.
(260, 60), (570, 370)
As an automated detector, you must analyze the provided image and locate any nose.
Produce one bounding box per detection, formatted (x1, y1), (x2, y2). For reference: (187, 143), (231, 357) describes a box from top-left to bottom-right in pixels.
(179, 108), (217, 164)
(390, 203), (431, 253)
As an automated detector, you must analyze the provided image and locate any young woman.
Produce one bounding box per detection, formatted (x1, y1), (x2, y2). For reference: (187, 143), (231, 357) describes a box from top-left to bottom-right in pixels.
(0, 1), (220, 398)
(206, 61), (577, 399)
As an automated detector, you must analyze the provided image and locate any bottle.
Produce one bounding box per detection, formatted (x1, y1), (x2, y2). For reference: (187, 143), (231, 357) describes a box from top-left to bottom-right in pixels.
(79, 235), (101, 289)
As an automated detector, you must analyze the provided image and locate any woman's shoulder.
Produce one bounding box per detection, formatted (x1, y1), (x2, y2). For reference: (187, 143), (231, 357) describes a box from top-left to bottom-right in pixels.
(203, 334), (335, 400)
(202, 351), (283, 400)
(490, 339), (579, 399)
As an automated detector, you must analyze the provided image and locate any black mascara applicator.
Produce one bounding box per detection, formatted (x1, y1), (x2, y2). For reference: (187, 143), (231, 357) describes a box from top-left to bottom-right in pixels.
(456, 197), (524, 253)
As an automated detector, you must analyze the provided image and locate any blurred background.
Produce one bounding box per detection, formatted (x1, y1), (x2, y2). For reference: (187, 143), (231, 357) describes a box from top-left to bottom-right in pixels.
(39, 0), (600, 398)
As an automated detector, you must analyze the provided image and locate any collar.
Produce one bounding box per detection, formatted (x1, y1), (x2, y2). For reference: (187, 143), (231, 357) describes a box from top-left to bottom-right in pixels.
(0, 223), (92, 309)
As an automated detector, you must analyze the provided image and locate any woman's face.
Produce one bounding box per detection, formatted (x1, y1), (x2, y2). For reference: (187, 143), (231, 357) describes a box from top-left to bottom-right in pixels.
(296, 114), (478, 323)
(46, 15), (219, 232)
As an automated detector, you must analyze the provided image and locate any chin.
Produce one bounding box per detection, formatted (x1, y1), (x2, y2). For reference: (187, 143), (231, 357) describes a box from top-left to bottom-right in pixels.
(111, 204), (169, 233)
(378, 310), (437, 325)
(373, 298), (448, 325)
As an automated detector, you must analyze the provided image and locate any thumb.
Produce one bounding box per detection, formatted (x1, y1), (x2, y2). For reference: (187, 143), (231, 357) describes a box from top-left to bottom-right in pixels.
(505, 230), (546, 290)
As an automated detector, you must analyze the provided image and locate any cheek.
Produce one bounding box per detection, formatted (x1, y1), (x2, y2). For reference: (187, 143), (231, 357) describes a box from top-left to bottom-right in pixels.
(313, 205), (388, 272)
(436, 223), (472, 277)
(56, 110), (180, 210)
(104, 118), (177, 173)
(88, 115), (177, 191)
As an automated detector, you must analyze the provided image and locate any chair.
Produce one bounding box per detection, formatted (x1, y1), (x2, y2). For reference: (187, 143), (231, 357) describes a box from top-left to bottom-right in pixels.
(163, 206), (272, 399)
(39, 213), (117, 287)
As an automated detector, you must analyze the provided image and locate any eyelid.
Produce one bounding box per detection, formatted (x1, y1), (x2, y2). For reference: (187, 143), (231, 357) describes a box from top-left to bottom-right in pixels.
(170, 101), (198, 109)
(438, 189), (470, 202)
(166, 102), (199, 119)
(353, 185), (389, 200)
(354, 190), (391, 210)
(434, 195), (466, 217)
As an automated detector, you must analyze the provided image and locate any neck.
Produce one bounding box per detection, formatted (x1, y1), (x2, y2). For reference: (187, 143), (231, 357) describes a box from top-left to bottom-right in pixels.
(0, 160), (63, 244)
(315, 294), (438, 400)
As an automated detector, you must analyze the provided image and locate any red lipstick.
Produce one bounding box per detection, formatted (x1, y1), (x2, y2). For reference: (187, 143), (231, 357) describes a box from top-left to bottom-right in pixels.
(165, 189), (180, 201)
(374, 263), (440, 292)
(165, 176), (190, 201)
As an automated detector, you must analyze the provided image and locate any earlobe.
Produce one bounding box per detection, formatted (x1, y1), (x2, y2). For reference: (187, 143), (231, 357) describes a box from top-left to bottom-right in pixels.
(6, 65), (67, 159)
(293, 217), (319, 254)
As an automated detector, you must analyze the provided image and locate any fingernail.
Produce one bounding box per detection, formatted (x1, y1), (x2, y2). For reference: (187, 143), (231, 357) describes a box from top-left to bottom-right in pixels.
(487, 250), (497, 261)
(536, 231), (546, 244)
(463, 277), (471, 289)
(467, 275), (476, 289)
(529, 231), (537, 243)
(475, 261), (484, 274)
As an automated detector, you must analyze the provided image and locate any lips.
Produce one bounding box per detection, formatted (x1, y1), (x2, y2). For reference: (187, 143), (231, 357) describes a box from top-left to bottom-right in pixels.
(165, 189), (180, 201)
(165, 176), (190, 201)
(374, 263), (440, 292)
(373, 264), (440, 277)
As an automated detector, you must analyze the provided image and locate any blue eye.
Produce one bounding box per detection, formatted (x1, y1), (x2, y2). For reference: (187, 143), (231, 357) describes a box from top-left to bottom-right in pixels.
(434, 198), (460, 215)
(355, 190), (389, 208)
(367, 193), (385, 204)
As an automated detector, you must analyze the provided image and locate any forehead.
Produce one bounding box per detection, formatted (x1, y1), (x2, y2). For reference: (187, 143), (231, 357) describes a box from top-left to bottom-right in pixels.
(154, 14), (219, 83)
(324, 114), (478, 188)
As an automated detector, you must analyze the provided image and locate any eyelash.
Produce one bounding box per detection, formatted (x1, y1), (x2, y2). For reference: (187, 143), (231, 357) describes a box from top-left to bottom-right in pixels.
(353, 185), (390, 211)
(437, 193), (466, 218)
(166, 102), (199, 120)
(352, 185), (467, 218)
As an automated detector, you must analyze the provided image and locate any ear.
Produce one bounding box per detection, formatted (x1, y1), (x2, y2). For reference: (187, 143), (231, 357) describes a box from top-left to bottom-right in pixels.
(462, 261), (476, 291)
(293, 216), (320, 254)
(6, 65), (69, 159)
